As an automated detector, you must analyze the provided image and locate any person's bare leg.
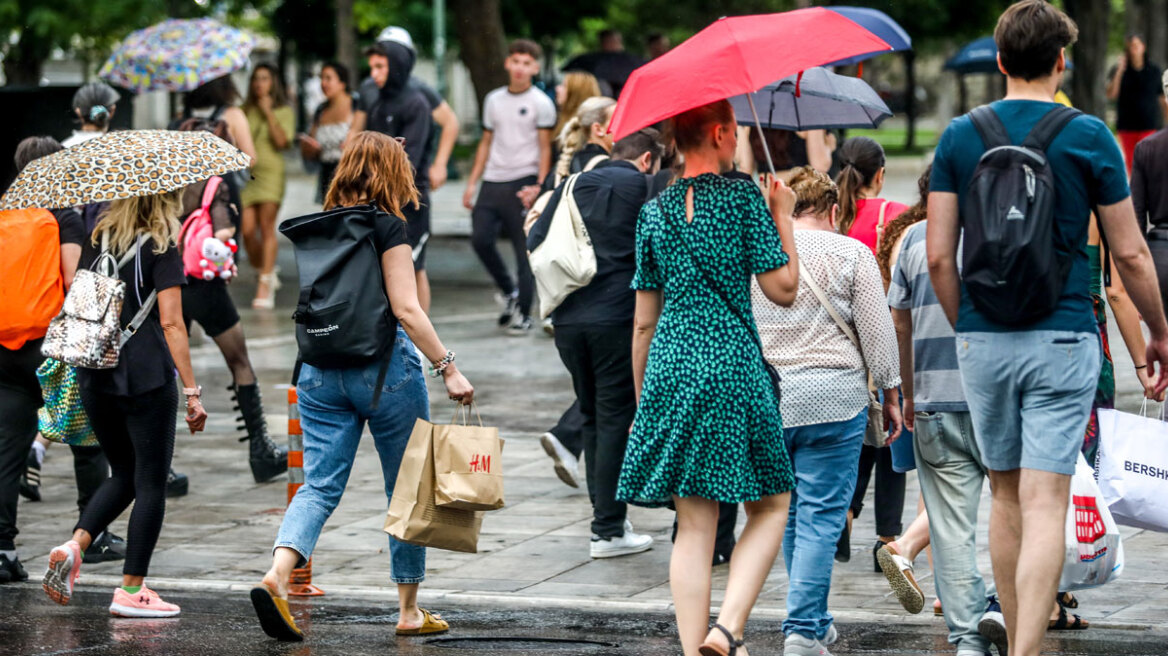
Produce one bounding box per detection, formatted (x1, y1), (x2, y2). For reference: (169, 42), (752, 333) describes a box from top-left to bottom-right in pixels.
(259, 203), (280, 276)
(69, 528), (94, 551)
(241, 205), (261, 268)
(888, 502), (930, 562)
(987, 469), (1022, 650)
(672, 496), (718, 656)
(396, 583), (424, 629)
(261, 546), (300, 598)
(1013, 469), (1071, 656)
(706, 493), (791, 656)
(415, 270), (431, 314)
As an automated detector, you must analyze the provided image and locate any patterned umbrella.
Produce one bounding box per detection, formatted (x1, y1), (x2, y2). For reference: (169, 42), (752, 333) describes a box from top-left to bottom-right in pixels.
(99, 18), (254, 93)
(0, 130), (251, 211)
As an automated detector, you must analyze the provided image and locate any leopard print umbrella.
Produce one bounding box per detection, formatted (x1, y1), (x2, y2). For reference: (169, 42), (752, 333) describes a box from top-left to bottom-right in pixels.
(0, 130), (251, 211)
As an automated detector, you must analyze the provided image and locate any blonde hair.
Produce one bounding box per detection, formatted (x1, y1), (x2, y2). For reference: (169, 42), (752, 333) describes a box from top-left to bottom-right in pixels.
(553, 72), (602, 137)
(92, 191), (183, 256)
(555, 96), (615, 179)
(788, 166), (839, 219)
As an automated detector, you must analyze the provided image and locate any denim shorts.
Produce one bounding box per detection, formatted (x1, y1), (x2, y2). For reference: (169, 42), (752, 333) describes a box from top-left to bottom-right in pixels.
(955, 330), (1099, 476)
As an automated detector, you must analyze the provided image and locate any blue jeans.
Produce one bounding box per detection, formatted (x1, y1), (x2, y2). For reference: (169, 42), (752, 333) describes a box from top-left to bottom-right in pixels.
(956, 331), (1099, 475)
(782, 409), (867, 640)
(274, 329), (429, 584)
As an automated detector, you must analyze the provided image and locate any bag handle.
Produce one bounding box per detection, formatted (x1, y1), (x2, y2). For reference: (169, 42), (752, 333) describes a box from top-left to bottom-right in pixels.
(451, 401), (483, 426)
(200, 176), (223, 213)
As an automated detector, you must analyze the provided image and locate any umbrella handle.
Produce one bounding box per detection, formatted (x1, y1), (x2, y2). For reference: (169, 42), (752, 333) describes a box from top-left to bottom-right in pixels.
(746, 93), (776, 176)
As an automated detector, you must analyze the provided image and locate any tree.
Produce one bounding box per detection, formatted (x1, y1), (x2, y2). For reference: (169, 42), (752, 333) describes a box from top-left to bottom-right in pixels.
(451, 0), (508, 107)
(1065, 0), (1112, 118)
(1125, 0), (1168, 67)
(0, 0), (170, 85)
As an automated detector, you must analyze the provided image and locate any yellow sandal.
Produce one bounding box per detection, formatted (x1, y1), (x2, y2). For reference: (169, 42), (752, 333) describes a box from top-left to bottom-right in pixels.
(396, 607), (450, 636)
(250, 583), (304, 642)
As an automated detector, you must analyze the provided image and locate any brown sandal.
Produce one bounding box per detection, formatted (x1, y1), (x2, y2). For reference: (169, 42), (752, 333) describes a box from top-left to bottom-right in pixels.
(396, 608), (450, 636)
(699, 623), (744, 656)
(250, 583), (304, 642)
(1049, 606), (1090, 631)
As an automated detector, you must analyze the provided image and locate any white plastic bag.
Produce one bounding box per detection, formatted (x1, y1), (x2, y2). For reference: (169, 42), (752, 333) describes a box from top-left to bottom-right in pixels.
(1059, 453), (1124, 591)
(528, 173), (596, 319)
(1097, 404), (1168, 532)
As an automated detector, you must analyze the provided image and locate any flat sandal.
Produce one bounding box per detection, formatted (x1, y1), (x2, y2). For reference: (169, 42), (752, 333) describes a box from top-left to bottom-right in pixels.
(699, 623), (744, 656)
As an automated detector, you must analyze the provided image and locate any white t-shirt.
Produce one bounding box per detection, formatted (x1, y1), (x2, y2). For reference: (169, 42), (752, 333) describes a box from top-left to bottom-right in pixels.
(481, 85), (556, 183)
(62, 130), (104, 148)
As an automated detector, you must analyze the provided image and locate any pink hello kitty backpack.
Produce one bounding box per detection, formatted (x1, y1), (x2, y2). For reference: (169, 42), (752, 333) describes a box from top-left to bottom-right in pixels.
(179, 176), (237, 281)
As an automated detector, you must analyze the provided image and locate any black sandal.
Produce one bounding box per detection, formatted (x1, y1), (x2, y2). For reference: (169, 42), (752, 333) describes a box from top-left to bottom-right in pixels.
(699, 623), (745, 656)
(1057, 591), (1079, 609)
(1048, 605), (1090, 631)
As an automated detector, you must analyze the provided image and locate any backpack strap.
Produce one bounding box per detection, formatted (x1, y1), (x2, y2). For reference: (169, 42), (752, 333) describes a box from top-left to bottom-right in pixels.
(1022, 106), (1081, 152)
(875, 200), (891, 251)
(201, 176), (223, 212)
(968, 105), (1011, 150)
(583, 154), (608, 172)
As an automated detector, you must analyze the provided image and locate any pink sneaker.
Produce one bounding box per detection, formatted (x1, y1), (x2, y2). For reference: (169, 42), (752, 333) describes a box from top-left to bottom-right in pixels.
(43, 540), (82, 605)
(109, 585), (181, 618)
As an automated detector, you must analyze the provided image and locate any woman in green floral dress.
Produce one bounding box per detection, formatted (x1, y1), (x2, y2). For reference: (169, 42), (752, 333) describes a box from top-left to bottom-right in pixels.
(618, 99), (800, 656)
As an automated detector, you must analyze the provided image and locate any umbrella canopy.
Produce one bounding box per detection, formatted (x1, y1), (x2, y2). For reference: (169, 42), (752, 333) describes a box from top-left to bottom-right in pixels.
(944, 36), (1074, 75)
(99, 18), (254, 94)
(562, 51), (646, 98)
(608, 8), (891, 141)
(729, 67), (892, 131)
(1, 130), (251, 211)
(824, 7), (912, 66)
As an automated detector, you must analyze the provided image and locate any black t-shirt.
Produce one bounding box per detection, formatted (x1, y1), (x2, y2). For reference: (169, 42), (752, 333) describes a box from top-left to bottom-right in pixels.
(372, 208), (410, 254)
(51, 208), (85, 246)
(75, 236), (187, 397)
(1117, 63), (1165, 131)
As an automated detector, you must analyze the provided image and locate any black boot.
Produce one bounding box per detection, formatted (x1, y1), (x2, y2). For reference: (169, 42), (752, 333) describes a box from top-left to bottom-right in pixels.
(232, 383), (288, 483)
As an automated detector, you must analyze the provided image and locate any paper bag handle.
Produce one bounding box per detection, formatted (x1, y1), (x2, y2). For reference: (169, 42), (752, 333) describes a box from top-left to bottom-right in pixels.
(451, 401), (484, 427)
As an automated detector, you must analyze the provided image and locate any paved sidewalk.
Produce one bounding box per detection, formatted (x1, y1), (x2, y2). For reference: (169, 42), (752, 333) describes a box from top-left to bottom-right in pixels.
(12, 170), (1168, 634)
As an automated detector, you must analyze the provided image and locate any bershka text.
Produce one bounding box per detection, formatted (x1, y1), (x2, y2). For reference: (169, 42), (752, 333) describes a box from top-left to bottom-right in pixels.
(1125, 460), (1168, 481)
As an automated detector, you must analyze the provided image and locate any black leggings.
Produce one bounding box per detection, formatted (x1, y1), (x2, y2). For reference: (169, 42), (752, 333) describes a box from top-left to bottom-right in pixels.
(471, 176), (536, 317)
(849, 444), (906, 537)
(75, 384), (177, 577)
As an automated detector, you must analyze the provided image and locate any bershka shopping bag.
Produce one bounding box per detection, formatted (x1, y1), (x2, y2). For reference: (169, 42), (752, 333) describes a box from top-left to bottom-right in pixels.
(384, 418), (482, 553)
(1097, 404), (1168, 532)
(434, 404), (505, 511)
(1059, 453), (1124, 591)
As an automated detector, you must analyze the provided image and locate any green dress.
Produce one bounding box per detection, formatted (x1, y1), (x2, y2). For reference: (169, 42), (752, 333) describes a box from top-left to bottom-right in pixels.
(240, 105), (295, 207)
(617, 174), (796, 508)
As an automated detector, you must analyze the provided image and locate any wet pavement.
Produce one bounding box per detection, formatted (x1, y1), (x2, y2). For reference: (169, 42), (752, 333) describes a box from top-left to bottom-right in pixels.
(3, 586), (1167, 655)
(5, 167), (1168, 654)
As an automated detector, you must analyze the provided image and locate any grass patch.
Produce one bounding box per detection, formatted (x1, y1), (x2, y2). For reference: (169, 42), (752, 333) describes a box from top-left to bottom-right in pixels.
(849, 126), (938, 154)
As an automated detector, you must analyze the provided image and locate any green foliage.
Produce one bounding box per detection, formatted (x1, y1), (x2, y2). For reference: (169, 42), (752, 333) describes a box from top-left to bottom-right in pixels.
(0, 0), (172, 64)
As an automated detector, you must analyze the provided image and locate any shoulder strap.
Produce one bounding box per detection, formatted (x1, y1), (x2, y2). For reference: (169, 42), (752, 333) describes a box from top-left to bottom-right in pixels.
(1022, 106), (1081, 151)
(583, 154), (608, 172)
(875, 200), (892, 250)
(968, 105), (1011, 149)
(798, 260), (861, 351)
(116, 234), (152, 269)
(200, 176), (223, 211)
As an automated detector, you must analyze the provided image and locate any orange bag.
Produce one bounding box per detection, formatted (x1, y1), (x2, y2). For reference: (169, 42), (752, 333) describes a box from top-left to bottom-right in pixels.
(0, 209), (63, 349)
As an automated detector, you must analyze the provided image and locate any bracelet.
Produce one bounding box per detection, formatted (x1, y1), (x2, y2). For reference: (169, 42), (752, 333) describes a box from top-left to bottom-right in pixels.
(428, 351), (455, 378)
(182, 386), (202, 397)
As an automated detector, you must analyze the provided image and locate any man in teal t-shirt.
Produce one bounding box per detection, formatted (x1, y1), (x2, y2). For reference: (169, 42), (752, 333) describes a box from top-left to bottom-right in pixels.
(927, 2), (1168, 656)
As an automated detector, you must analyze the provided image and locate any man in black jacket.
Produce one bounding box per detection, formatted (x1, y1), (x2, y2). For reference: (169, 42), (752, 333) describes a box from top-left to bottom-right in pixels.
(527, 128), (664, 559)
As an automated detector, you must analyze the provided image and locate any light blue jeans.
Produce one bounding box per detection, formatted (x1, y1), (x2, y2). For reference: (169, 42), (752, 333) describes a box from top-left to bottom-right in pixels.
(913, 410), (993, 653)
(956, 330), (1099, 475)
(274, 329), (429, 584)
(782, 408), (867, 640)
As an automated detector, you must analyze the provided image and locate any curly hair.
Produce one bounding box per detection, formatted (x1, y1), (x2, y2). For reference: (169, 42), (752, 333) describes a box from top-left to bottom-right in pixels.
(324, 131), (420, 219)
(787, 166), (838, 219)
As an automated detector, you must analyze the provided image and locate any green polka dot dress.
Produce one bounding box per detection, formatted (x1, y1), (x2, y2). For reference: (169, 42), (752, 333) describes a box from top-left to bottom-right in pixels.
(617, 173), (795, 508)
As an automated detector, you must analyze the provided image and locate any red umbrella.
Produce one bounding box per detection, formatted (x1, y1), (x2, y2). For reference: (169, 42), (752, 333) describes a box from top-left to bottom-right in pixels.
(608, 7), (892, 155)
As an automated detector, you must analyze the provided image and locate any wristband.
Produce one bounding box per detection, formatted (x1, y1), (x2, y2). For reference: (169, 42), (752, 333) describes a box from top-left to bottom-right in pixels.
(428, 351), (455, 378)
(183, 386), (202, 397)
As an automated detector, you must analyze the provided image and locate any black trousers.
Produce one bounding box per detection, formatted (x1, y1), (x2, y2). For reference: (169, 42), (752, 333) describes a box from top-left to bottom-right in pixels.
(549, 400), (586, 458)
(554, 324), (636, 538)
(0, 341), (44, 551)
(70, 445), (109, 515)
(849, 444), (906, 537)
(76, 384), (177, 577)
(471, 176), (536, 318)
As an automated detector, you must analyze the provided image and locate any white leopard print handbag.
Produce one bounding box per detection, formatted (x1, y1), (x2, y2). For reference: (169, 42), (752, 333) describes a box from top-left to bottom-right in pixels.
(41, 233), (157, 369)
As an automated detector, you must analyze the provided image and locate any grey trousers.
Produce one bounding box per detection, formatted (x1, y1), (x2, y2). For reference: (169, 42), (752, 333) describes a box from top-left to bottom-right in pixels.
(913, 410), (994, 653)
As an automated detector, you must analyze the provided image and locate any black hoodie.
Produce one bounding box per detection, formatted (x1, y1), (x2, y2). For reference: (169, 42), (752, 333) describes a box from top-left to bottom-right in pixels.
(366, 41), (433, 188)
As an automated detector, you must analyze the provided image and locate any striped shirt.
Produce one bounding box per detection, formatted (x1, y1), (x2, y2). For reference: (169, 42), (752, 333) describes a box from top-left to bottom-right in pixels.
(887, 222), (968, 412)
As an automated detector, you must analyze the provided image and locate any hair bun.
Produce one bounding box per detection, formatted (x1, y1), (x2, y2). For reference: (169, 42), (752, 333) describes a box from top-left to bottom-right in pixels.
(89, 105), (109, 121)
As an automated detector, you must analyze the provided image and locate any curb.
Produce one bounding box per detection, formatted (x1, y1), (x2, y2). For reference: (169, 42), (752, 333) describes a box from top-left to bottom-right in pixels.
(60, 575), (1158, 632)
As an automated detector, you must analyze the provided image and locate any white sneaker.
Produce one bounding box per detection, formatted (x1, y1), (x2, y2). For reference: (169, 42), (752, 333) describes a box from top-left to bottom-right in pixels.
(590, 531), (653, 559)
(823, 624), (838, 646)
(540, 432), (580, 488)
(624, 519), (634, 534)
(784, 633), (833, 656)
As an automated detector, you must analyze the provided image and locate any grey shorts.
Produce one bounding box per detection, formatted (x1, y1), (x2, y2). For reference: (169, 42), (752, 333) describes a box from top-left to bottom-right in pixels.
(955, 330), (1099, 476)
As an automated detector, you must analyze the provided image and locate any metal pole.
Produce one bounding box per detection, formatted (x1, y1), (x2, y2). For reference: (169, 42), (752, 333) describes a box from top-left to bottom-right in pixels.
(434, 0), (447, 97)
(746, 93), (776, 175)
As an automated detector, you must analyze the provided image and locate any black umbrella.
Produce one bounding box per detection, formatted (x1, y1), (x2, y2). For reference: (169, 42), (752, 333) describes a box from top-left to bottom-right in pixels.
(562, 51), (645, 97)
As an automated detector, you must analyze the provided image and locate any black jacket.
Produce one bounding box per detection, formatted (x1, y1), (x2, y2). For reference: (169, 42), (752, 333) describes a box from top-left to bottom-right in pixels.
(527, 160), (663, 326)
(1134, 129), (1168, 233)
(366, 42), (433, 187)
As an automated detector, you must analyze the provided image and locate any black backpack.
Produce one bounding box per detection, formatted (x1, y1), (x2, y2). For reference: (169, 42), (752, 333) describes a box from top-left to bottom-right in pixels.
(278, 205), (396, 406)
(961, 104), (1081, 326)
